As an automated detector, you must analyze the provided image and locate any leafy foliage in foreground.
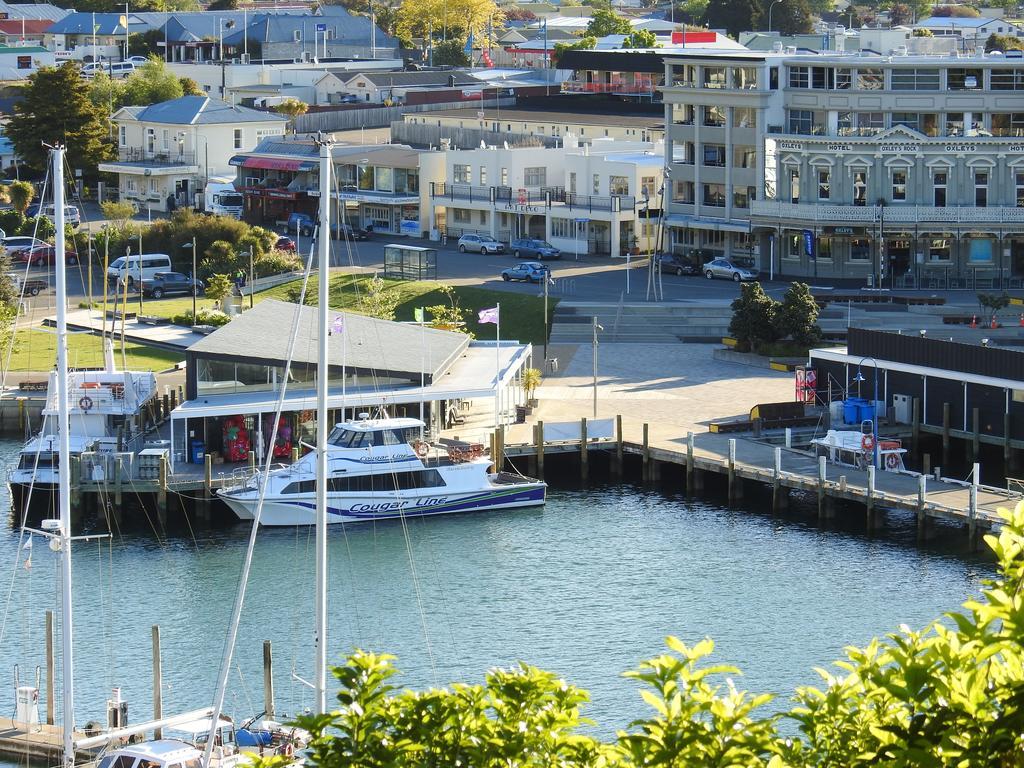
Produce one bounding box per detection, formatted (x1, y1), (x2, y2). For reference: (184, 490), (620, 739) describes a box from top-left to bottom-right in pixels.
(256, 502), (1024, 767)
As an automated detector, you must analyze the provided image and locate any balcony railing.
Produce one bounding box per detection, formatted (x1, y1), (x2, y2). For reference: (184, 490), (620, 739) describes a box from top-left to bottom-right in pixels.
(564, 193), (635, 212)
(751, 200), (1024, 224)
(561, 80), (659, 95)
(117, 147), (197, 166)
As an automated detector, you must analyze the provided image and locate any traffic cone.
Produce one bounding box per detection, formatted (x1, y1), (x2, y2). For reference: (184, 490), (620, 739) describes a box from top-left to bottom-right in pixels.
(970, 314), (977, 328)
(1019, 313), (1024, 327)
(992, 316), (999, 329)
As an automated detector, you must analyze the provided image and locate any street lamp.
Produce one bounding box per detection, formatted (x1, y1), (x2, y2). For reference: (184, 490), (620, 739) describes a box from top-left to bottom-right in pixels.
(181, 237), (197, 319)
(591, 316), (603, 418)
(768, 0), (783, 33)
(241, 249), (253, 308)
(542, 272), (554, 364)
(853, 357), (879, 471)
(219, 18), (236, 98)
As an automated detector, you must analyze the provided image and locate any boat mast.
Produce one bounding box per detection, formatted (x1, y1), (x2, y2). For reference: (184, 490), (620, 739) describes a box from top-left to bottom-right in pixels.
(314, 135), (332, 716)
(52, 146), (76, 768)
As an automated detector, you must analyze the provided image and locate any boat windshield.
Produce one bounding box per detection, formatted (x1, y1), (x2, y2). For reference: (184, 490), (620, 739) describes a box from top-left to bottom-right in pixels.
(328, 426), (417, 448)
(19, 453), (55, 469)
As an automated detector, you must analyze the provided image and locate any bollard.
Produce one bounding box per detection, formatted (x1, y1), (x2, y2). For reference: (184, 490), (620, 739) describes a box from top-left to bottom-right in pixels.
(580, 417), (589, 482)
(785, 427), (792, 449)
(839, 475), (847, 492)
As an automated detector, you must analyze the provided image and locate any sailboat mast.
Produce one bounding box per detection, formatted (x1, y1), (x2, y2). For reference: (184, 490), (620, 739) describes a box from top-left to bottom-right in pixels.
(52, 147), (76, 768)
(314, 137), (332, 716)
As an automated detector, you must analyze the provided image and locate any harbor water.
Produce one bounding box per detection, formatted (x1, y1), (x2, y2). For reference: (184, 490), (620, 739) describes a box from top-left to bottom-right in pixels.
(0, 437), (997, 745)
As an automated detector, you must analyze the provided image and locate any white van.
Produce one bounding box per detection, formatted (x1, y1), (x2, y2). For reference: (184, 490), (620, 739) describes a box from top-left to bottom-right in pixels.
(107, 253), (173, 285)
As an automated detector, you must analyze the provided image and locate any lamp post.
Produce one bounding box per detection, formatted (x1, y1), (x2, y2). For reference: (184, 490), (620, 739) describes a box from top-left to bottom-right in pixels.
(768, 0), (783, 32)
(854, 357), (879, 470)
(181, 237), (197, 319)
(591, 316), (603, 418)
(542, 272), (553, 365)
(243, 249), (253, 308)
(218, 18), (236, 98)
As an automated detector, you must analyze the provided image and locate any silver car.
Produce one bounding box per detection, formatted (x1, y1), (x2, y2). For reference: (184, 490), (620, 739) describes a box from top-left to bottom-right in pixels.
(458, 234), (505, 254)
(704, 258), (758, 282)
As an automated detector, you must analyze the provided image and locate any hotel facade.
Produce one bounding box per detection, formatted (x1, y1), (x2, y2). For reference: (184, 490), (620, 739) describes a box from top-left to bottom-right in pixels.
(660, 47), (1024, 288)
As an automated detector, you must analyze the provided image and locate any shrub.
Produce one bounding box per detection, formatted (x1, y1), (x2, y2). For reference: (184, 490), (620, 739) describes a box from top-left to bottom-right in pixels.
(204, 273), (234, 303)
(23, 215), (55, 241)
(170, 307), (230, 327)
(201, 240), (237, 276)
(774, 282), (821, 347)
(0, 209), (24, 237)
(728, 282), (780, 352)
(255, 249), (302, 276)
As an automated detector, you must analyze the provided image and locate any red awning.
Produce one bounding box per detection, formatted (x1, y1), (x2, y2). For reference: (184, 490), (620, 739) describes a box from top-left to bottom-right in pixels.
(230, 156), (315, 171)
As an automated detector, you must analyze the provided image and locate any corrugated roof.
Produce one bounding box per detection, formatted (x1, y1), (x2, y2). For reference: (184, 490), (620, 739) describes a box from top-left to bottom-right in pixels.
(0, 2), (69, 21)
(188, 299), (469, 381)
(349, 70), (479, 87)
(127, 95), (287, 125)
(918, 15), (1006, 28)
(0, 20), (52, 34)
(221, 8), (394, 48)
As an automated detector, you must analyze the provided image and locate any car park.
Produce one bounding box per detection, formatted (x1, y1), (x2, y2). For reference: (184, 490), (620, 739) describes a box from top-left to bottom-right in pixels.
(656, 254), (699, 276)
(501, 262), (550, 283)
(2, 236), (46, 256)
(18, 244), (78, 266)
(510, 238), (561, 260)
(458, 234), (505, 254)
(138, 272), (204, 299)
(703, 258), (758, 282)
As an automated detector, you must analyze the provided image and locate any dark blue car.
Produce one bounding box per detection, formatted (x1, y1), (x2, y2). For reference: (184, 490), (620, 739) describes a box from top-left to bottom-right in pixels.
(501, 262), (550, 283)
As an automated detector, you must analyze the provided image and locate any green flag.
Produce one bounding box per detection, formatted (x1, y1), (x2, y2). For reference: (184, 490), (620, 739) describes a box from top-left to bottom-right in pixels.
(414, 307), (425, 323)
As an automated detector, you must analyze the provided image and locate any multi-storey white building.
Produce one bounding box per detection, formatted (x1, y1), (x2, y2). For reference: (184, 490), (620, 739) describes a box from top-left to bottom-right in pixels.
(661, 46), (1024, 288)
(429, 138), (665, 258)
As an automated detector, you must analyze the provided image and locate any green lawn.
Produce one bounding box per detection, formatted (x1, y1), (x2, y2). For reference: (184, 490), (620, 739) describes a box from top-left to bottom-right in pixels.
(6, 329), (183, 372)
(260, 274), (554, 345)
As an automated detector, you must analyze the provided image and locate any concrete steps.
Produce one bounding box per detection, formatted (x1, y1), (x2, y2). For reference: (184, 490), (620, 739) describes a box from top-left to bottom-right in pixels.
(550, 302), (733, 344)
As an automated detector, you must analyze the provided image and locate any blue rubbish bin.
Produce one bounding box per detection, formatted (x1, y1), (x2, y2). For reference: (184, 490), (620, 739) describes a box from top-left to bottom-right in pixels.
(858, 402), (875, 424)
(843, 398), (865, 425)
(191, 439), (205, 464)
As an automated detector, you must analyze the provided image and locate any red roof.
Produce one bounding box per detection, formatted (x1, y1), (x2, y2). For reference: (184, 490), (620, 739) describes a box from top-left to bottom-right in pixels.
(0, 20), (53, 35)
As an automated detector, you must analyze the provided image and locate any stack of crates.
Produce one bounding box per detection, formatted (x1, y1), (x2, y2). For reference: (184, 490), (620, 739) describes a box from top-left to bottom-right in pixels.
(137, 448), (169, 481)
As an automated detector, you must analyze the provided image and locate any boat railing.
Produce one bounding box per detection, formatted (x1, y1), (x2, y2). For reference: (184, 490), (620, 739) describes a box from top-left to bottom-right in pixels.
(79, 451), (135, 484)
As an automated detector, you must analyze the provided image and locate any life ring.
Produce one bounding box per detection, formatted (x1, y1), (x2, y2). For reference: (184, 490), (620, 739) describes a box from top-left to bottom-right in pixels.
(861, 433), (875, 452)
(78, 395), (93, 411)
(885, 453), (900, 470)
(282, 743), (294, 758)
(413, 441), (429, 458)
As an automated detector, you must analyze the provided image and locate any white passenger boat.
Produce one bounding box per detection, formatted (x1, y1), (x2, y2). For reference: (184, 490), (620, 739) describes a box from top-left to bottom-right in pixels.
(810, 428), (907, 472)
(218, 415), (547, 526)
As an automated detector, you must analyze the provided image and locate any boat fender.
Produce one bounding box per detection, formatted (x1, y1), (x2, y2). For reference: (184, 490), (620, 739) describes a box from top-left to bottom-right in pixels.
(861, 434), (875, 452)
(78, 395), (94, 411)
(413, 441), (429, 458)
(283, 743), (294, 758)
(885, 453), (900, 470)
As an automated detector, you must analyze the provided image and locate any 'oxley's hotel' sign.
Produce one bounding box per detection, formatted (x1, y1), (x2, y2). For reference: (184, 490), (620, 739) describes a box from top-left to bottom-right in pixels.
(777, 139), (1024, 153)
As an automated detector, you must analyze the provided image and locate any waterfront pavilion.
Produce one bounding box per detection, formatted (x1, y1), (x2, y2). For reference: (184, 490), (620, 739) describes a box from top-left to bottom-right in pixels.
(168, 299), (531, 471)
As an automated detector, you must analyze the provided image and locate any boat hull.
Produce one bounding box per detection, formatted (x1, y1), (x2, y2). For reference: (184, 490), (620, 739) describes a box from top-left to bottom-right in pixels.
(220, 483), (547, 526)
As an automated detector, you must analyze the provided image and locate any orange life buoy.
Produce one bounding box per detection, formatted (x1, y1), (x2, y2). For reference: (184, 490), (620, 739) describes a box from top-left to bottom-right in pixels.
(78, 395), (93, 411)
(413, 441), (429, 458)
(283, 743), (294, 758)
(885, 453), (900, 469)
(861, 433), (875, 452)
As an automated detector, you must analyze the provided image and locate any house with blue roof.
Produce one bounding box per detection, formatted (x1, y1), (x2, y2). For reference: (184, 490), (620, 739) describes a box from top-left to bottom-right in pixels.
(915, 15), (1023, 50)
(99, 95), (287, 213)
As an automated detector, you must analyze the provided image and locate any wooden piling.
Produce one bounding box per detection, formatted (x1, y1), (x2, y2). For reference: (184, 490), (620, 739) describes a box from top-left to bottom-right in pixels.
(17, 397), (24, 433)
(114, 454), (123, 509)
(45, 610), (54, 725)
(157, 455), (168, 527)
(200, 453), (212, 522)
(771, 446), (786, 513)
(911, 397), (920, 456)
(817, 456), (826, 519)
(614, 414), (623, 476)
(580, 418), (589, 482)
(917, 473), (927, 532)
(727, 439), (737, 505)
(969, 482), (979, 550)
(942, 402), (951, 468)
(497, 426), (505, 471)
(866, 465), (876, 529)
(70, 456), (81, 518)
(169, 388), (177, 412)
(685, 431), (694, 491)
(972, 407), (980, 462)
(161, 393), (170, 422)
(535, 420), (545, 478)
(642, 423), (650, 483)
(263, 640), (275, 719)
(152, 625), (163, 739)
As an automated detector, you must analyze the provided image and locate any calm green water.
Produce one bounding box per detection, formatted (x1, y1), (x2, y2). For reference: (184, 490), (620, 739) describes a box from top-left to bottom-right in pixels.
(0, 437), (995, 741)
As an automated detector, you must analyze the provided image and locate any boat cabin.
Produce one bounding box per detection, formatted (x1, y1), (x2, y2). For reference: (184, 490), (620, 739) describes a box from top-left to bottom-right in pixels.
(97, 740), (202, 768)
(163, 717), (236, 749)
(327, 416), (424, 449)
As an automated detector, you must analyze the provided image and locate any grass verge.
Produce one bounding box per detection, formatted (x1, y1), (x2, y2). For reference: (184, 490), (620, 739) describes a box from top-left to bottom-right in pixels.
(5, 329), (183, 373)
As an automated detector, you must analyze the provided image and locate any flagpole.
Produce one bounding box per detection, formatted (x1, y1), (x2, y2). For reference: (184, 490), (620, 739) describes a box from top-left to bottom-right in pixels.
(419, 309), (425, 438)
(495, 303), (501, 429)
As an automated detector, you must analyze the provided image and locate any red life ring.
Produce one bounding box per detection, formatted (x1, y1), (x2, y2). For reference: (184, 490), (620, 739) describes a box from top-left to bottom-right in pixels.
(885, 453), (900, 469)
(861, 434), (875, 452)
(78, 395), (93, 411)
(413, 441), (429, 458)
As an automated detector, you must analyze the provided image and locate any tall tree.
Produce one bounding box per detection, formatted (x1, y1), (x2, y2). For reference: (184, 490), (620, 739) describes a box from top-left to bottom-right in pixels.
(120, 57), (185, 107)
(586, 8), (632, 36)
(275, 98), (309, 135)
(396, 0), (500, 44)
(704, 0), (759, 37)
(7, 63), (113, 175)
(621, 29), (658, 48)
(771, 0), (812, 34)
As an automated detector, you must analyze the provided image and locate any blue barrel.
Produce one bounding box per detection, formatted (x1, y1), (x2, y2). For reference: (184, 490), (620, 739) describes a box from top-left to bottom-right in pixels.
(843, 399), (864, 424)
(190, 439), (205, 464)
(858, 402), (875, 423)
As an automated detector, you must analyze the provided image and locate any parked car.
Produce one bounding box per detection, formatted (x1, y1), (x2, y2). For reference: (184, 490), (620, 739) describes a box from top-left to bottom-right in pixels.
(332, 222), (370, 240)
(2, 236), (46, 256)
(287, 212), (315, 237)
(458, 234), (505, 254)
(275, 236), (296, 252)
(510, 238), (561, 260)
(703, 258), (758, 282)
(26, 204), (81, 228)
(18, 244), (78, 266)
(501, 262), (550, 283)
(7, 273), (47, 297)
(339, 94), (360, 104)
(139, 272), (204, 299)
(656, 254), (699, 276)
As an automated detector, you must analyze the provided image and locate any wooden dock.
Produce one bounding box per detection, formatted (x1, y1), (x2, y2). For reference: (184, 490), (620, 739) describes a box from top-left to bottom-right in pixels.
(501, 416), (1023, 543)
(0, 717), (91, 763)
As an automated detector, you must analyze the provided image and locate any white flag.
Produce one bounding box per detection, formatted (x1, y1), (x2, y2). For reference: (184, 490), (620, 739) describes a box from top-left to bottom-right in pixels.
(22, 535), (32, 550)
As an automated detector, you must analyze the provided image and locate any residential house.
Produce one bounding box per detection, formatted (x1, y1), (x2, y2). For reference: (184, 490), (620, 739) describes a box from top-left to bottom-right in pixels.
(914, 15), (1024, 51)
(0, 19), (52, 47)
(327, 70), (482, 104)
(99, 95), (287, 213)
(0, 44), (53, 78)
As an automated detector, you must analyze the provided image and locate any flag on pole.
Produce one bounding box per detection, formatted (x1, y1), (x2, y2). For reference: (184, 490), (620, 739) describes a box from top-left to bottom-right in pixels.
(478, 306), (499, 324)
(464, 31), (474, 56)
(330, 316), (344, 335)
(413, 307), (425, 323)
(22, 535), (32, 550)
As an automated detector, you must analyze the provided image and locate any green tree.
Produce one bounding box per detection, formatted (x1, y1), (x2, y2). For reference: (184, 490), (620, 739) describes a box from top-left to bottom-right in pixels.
(930, 3), (979, 15)
(586, 8), (632, 36)
(552, 35), (597, 65)
(204, 273), (234, 302)
(87, 71), (126, 114)
(728, 281), (780, 352)
(432, 38), (471, 66)
(6, 63), (114, 175)
(127, 29), (166, 58)
(207, 0), (239, 9)
(356, 275), (399, 320)
(8, 181), (35, 214)
(770, 0), (813, 34)
(179, 77), (204, 96)
(704, 0), (759, 38)
(274, 98), (309, 135)
(886, 2), (912, 24)
(986, 32), (1022, 52)
(674, 0), (710, 23)
(120, 57), (185, 107)
(621, 29), (658, 48)
(773, 281), (821, 347)
(100, 201), (136, 223)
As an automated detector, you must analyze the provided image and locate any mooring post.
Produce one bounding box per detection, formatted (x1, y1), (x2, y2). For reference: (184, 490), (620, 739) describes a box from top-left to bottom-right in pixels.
(969, 481), (979, 549)
(169, 388), (177, 412)
(70, 455), (81, 518)
(536, 420), (545, 478)
(580, 417), (589, 482)
(727, 439), (737, 505)
(686, 431), (695, 491)
(972, 407), (980, 462)
(785, 427), (792, 449)
(114, 454), (123, 508)
(614, 414), (623, 476)
(157, 455), (168, 526)
(817, 455), (827, 519)
(263, 640), (275, 719)
(152, 625), (163, 738)
(923, 452), (931, 477)
(911, 396), (920, 456)
(527, 424), (537, 476)
(942, 402), (951, 468)
(17, 397), (24, 432)
(45, 610), (54, 725)
(866, 464), (876, 528)
(772, 446), (785, 512)
(498, 425), (506, 471)
(161, 393), (170, 422)
(642, 423), (650, 482)
(917, 473), (927, 533)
